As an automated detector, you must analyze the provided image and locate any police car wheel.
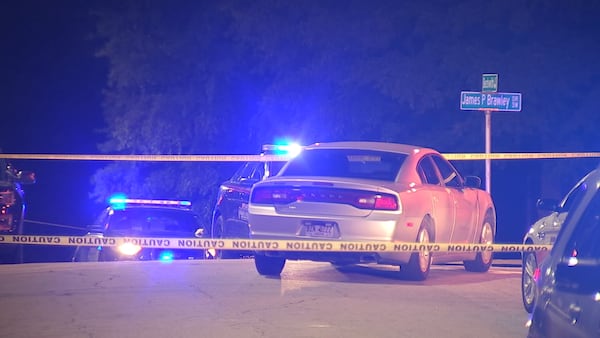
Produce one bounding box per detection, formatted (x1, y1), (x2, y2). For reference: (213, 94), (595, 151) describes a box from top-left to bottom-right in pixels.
(255, 254), (285, 276)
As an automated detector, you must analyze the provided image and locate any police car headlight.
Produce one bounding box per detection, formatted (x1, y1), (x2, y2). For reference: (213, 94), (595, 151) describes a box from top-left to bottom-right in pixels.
(118, 243), (142, 256)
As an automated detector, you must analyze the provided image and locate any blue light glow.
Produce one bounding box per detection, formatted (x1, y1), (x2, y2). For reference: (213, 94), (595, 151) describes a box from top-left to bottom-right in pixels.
(262, 141), (303, 157)
(109, 193), (128, 210)
(108, 196), (192, 209)
(159, 251), (174, 262)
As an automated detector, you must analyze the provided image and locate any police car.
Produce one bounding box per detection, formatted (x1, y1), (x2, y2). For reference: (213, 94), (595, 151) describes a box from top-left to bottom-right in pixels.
(72, 197), (205, 262)
(521, 172), (590, 313)
(527, 167), (600, 337)
(0, 160), (35, 264)
(207, 144), (301, 259)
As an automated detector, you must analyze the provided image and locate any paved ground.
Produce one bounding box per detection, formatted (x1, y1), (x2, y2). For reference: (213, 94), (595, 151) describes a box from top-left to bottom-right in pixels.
(0, 259), (528, 338)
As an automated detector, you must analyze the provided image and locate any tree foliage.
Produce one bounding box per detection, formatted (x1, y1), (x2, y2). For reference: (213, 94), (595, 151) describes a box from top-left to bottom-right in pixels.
(91, 0), (600, 225)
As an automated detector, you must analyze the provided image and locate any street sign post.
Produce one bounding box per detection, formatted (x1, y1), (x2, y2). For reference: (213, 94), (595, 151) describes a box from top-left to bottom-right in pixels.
(460, 74), (522, 194)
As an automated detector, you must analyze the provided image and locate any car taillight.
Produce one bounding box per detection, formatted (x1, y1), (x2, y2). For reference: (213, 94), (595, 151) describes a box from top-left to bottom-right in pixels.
(373, 195), (398, 210)
(251, 186), (398, 211)
(533, 267), (541, 282)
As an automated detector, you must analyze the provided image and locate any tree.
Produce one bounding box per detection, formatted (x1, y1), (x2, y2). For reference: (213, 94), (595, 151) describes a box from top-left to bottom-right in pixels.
(91, 1), (244, 221)
(91, 0), (600, 231)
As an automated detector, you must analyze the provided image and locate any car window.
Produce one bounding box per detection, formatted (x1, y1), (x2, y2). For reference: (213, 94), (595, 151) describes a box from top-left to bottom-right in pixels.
(268, 161), (285, 177)
(417, 156), (441, 185)
(281, 149), (407, 181)
(431, 155), (463, 188)
(232, 162), (262, 182)
(562, 188), (600, 262)
(560, 180), (587, 212)
(250, 162), (265, 180)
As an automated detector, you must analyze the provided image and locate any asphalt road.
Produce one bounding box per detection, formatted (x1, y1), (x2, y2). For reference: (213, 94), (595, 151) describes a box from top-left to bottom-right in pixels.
(0, 259), (528, 338)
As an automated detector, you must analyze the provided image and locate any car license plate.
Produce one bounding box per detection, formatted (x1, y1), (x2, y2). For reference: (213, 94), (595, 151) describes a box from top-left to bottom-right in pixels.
(303, 221), (338, 238)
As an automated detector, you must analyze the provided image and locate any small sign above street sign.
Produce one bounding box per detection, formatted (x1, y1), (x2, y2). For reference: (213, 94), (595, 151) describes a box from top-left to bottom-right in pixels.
(460, 91), (522, 112)
(482, 74), (498, 92)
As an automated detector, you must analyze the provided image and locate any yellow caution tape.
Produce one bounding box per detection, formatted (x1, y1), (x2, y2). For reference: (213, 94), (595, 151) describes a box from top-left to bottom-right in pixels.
(1, 152), (599, 162)
(443, 152), (600, 160)
(0, 235), (552, 253)
(0, 154), (288, 162)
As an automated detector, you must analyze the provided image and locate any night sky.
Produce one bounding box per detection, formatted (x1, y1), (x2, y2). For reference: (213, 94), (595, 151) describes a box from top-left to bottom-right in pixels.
(2, 2), (106, 260)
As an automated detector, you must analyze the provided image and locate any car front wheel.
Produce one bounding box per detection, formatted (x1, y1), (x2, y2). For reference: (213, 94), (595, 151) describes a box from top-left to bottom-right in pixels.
(254, 254), (286, 276)
(521, 250), (538, 313)
(464, 215), (494, 272)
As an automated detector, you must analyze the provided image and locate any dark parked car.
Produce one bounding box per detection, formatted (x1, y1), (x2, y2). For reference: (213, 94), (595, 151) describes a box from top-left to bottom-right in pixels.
(72, 198), (205, 262)
(527, 167), (600, 338)
(207, 144), (300, 258)
(0, 159), (35, 263)
(521, 172), (589, 313)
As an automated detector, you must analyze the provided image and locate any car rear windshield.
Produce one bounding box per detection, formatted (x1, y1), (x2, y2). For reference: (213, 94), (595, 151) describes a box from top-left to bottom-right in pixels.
(108, 208), (199, 234)
(280, 149), (407, 181)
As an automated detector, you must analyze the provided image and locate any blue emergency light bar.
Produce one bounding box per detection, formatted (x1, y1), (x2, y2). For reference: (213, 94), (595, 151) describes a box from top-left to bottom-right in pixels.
(262, 143), (303, 157)
(109, 197), (192, 208)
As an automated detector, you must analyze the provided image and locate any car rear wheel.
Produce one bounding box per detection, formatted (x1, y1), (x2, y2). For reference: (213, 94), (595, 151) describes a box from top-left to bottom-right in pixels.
(521, 250), (538, 313)
(211, 215), (239, 259)
(399, 219), (432, 281)
(254, 254), (286, 276)
(464, 215), (494, 272)
(72, 246), (100, 262)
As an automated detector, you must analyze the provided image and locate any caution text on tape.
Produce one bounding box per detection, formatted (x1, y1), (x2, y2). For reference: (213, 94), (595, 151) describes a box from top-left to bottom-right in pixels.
(0, 235), (552, 253)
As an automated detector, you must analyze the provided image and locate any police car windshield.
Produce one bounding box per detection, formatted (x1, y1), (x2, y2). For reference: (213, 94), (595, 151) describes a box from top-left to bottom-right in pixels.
(270, 161), (285, 177)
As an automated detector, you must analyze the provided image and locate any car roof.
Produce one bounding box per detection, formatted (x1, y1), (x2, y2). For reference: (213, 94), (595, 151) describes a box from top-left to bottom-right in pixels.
(304, 141), (439, 155)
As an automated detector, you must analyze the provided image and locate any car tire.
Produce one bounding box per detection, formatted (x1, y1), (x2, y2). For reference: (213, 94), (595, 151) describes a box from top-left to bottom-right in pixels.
(521, 250), (538, 313)
(399, 218), (433, 281)
(464, 214), (494, 272)
(211, 215), (239, 259)
(72, 246), (100, 262)
(254, 254), (285, 276)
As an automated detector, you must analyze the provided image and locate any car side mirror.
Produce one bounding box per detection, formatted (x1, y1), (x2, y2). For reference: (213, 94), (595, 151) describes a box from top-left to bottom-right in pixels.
(16, 171), (36, 184)
(195, 227), (205, 238)
(464, 176), (481, 188)
(555, 261), (600, 294)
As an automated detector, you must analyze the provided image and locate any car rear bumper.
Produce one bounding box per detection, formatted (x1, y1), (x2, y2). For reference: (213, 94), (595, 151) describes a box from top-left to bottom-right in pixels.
(248, 211), (419, 264)
(258, 249), (412, 265)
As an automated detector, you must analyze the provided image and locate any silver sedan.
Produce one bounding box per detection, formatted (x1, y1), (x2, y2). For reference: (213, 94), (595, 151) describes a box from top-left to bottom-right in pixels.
(248, 141), (496, 280)
(521, 171), (590, 313)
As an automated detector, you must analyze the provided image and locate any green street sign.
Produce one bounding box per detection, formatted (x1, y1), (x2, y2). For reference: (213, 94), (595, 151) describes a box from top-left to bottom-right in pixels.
(460, 91), (522, 112)
(482, 74), (498, 92)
